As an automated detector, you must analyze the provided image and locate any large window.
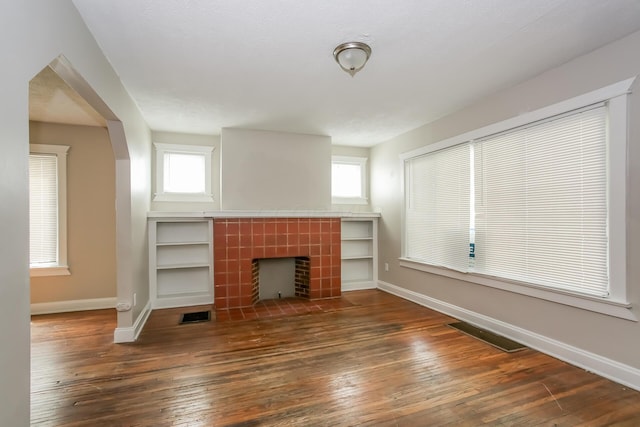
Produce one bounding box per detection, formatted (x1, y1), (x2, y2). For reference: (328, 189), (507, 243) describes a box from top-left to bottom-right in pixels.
(29, 144), (70, 276)
(400, 79), (633, 318)
(473, 106), (608, 297)
(332, 156), (367, 205)
(154, 143), (214, 202)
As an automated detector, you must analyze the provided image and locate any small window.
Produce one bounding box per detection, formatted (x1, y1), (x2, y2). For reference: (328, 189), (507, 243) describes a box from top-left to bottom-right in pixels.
(331, 156), (367, 205)
(29, 144), (70, 277)
(154, 143), (214, 202)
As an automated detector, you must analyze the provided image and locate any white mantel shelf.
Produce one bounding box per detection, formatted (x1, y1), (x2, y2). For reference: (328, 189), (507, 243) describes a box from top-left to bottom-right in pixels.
(147, 211), (381, 219)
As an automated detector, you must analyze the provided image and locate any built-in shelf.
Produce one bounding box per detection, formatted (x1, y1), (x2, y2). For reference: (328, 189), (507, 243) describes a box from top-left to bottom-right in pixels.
(341, 217), (378, 291)
(149, 219), (214, 309)
(156, 241), (210, 246)
(148, 214), (379, 306)
(156, 263), (211, 270)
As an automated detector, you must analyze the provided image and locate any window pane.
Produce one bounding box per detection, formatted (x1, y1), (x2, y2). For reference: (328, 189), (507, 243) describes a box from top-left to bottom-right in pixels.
(29, 154), (58, 265)
(474, 106), (608, 297)
(332, 163), (362, 198)
(164, 152), (205, 193)
(405, 144), (470, 272)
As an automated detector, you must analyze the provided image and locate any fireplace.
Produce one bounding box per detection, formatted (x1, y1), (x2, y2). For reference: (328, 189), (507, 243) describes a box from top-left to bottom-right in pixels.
(213, 218), (341, 309)
(251, 256), (310, 300)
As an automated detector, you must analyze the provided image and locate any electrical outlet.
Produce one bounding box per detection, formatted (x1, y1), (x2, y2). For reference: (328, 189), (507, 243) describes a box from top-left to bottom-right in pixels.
(116, 302), (131, 312)
(384, 262), (389, 272)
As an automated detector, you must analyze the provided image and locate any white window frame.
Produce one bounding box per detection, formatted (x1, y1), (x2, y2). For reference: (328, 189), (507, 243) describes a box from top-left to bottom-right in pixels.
(153, 143), (214, 202)
(331, 155), (368, 205)
(399, 78), (635, 321)
(29, 144), (70, 277)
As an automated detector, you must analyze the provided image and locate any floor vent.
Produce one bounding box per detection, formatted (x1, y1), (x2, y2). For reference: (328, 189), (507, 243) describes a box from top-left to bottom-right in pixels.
(180, 310), (211, 324)
(448, 321), (526, 352)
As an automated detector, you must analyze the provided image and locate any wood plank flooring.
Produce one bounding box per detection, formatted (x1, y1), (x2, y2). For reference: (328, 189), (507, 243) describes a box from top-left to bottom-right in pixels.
(31, 290), (640, 426)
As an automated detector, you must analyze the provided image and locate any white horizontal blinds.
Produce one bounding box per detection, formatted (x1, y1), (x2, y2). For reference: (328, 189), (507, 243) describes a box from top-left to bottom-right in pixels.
(406, 143), (470, 272)
(474, 105), (608, 297)
(29, 154), (58, 266)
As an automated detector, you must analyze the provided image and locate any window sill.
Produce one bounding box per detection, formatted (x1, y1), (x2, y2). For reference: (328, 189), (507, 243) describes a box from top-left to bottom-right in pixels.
(154, 193), (214, 203)
(399, 258), (636, 321)
(30, 266), (71, 277)
(332, 197), (368, 205)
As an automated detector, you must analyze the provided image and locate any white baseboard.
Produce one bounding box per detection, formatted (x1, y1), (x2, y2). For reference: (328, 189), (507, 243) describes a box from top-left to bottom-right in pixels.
(152, 295), (213, 309)
(377, 280), (640, 392)
(113, 300), (152, 343)
(31, 297), (117, 315)
(342, 281), (377, 292)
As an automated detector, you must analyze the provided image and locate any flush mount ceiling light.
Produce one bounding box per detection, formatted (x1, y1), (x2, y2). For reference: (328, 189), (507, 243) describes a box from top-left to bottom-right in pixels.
(333, 42), (372, 77)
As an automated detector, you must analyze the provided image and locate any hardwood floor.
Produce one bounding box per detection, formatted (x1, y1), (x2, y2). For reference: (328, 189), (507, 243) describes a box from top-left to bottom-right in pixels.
(31, 290), (640, 426)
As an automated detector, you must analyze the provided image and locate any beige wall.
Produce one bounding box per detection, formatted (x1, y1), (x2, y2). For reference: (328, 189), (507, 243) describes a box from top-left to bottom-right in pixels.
(29, 122), (116, 303)
(221, 128), (331, 210)
(371, 30), (640, 371)
(0, 2), (151, 424)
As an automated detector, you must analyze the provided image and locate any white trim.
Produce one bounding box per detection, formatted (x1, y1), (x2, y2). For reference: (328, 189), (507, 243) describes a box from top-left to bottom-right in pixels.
(341, 281), (377, 291)
(154, 192), (214, 203)
(153, 142), (214, 203)
(377, 280), (640, 392)
(399, 258), (635, 321)
(399, 77), (635, 160)
(332, 197), (369, 205)
(113, 300), (152, 343)
(152, 295), (214, 309)
(29, 144), (70, 272)
(29, 265), (70, 277)
(147, 210), (381, 219)
(607, 93), (628, 302)
(30, 297), (116, 315)
(332, 155), (368, 205)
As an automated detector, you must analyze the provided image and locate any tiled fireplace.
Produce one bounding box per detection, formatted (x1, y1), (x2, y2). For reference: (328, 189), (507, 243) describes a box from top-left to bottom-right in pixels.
(213, 218), (341, 309)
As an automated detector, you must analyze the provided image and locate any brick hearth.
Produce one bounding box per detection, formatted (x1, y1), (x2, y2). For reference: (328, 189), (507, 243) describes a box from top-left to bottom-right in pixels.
(213, 218), (341, 309)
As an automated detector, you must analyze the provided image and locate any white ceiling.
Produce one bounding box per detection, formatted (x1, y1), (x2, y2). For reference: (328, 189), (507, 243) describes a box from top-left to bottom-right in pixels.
(71, 0), (640, 147)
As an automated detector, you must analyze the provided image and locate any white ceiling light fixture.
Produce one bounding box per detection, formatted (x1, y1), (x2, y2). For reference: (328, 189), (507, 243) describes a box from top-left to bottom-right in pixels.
(333, 42), (372, 77)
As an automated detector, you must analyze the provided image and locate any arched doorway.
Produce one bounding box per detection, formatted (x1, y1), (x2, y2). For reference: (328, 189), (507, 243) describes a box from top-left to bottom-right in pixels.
(28, 55), (133, 337)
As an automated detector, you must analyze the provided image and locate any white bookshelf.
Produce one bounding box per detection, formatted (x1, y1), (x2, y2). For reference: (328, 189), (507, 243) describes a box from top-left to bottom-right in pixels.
(149, 219), (214, 309)
(341, 217), (378, 291)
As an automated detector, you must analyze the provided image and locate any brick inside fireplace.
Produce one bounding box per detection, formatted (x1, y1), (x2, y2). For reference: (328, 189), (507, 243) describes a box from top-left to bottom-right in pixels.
(213, 218), (341, 309)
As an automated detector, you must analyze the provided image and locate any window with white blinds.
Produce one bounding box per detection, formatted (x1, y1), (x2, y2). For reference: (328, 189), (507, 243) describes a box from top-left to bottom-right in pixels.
(473, 105), (608, 297)
(29, 144), (69, 275)
(29, 154), (58, 265)
(401, 78), (632, 310)
(405, 144), (470, 272)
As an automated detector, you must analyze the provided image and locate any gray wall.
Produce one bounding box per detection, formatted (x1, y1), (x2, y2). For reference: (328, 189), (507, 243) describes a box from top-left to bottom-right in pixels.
(0, 2), (151, 425)
(149, 135), (371, 213)
(371, 30), (640, 370)
(221, 128), (331, 210)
